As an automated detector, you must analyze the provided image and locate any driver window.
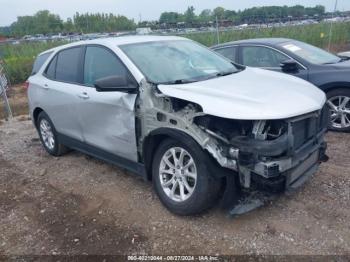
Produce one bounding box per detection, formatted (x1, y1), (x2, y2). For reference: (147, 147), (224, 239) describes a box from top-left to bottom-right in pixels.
(84, 46), (127, 86)
(242, 46), (288, 68)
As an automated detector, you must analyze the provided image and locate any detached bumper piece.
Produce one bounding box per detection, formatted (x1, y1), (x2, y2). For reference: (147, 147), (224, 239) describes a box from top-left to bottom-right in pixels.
(228, 145), (328, 217)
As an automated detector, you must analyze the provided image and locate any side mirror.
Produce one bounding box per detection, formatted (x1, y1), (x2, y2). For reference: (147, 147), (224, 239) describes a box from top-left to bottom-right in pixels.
(94, 75), (137, 93)
(280, 59), (299, 73)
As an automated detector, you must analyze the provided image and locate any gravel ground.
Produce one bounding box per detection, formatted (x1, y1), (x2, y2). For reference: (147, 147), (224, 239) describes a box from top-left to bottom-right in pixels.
(0, 118), (349, 256)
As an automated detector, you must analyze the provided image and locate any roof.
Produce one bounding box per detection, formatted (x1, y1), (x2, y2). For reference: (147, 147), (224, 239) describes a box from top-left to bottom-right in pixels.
(40, 35), (186, 55)
(212, 38), (293, 48)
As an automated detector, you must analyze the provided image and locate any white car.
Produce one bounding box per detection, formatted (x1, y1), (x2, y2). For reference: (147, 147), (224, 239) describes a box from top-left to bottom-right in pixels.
(27, 36), (328, 215)
(338, 51), (350, 59)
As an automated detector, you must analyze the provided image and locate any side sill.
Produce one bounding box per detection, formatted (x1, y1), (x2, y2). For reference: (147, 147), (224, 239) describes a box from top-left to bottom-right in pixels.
(57, 133), (147, 179)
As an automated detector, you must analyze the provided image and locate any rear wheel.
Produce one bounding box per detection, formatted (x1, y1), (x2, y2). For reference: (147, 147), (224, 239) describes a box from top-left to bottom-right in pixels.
(152, 138), (222, 215)
(326, 89), (350, 132)
(37, 111), (69, 156)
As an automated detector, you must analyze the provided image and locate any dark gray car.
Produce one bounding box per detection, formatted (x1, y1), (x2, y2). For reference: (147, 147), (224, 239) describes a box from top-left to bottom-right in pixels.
(212, 38), (350, 132)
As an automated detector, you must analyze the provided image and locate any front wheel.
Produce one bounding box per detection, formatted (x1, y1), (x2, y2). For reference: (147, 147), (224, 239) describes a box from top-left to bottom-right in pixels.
(152, 138), (222, 215)
(326, 89), (350, 132)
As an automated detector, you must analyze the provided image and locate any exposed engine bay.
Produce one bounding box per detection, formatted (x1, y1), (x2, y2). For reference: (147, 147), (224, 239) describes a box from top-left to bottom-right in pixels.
(136, 80), (328, 192)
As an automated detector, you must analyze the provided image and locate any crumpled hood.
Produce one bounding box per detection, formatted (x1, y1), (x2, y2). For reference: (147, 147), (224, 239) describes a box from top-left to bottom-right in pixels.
(158, 67), (326, 120)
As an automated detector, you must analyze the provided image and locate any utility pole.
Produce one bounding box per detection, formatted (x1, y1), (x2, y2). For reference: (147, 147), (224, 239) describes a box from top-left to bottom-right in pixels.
(216, 16), (220, 45)
(328, 0), (338, 51)
(86, 17), (89, 33)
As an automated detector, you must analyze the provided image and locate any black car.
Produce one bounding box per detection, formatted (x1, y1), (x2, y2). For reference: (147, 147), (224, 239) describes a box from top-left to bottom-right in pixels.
(212, 38), (350, 132)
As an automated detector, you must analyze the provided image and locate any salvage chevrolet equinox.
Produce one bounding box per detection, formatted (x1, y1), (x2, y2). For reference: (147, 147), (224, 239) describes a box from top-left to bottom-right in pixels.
(28, 36), (328, 215)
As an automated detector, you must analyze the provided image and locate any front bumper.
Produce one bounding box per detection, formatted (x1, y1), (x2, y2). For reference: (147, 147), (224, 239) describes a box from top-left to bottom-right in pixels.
(234, 108), (329, 193)
(249, 142), (327, 193)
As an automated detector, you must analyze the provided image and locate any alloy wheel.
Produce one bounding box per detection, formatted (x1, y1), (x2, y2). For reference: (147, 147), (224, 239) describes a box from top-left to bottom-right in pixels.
(159, 147), (197, 202)
(327, 96), (350, 129)
(39, 119), (55, 150)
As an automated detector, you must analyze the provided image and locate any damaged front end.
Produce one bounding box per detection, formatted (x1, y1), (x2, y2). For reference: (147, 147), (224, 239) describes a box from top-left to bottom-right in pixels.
(136, 79), (329, 202)
(194, 107), (329, 193)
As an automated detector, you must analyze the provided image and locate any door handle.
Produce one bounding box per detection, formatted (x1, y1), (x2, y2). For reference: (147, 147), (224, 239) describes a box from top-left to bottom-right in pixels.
(43, 84), (49, 90)
(78, 92), (90, 99)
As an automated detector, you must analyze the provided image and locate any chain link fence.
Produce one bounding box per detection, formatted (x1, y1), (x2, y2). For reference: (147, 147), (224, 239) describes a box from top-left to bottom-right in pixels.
(0, 60), (13, 119)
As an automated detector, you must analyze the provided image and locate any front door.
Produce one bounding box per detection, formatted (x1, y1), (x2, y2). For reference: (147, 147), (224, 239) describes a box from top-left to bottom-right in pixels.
(76, 45), (138, 161)
(239, 45), (309, 81)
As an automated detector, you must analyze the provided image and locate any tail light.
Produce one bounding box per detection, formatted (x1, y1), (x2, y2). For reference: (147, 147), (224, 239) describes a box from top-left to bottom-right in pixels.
(24, 81), (29, 89)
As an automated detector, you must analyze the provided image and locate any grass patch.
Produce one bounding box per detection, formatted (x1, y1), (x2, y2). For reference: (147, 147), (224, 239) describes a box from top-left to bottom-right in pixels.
(185, 22), (350, 48)
(0, 41), (66, 85)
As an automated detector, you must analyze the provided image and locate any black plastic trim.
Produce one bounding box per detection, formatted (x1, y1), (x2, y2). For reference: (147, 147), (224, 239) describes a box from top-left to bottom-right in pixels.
(57, 133), (147, 179)
(230, 133), (289, 157)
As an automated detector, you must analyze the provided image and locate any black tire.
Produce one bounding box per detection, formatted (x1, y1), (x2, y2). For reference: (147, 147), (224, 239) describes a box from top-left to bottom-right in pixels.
(326, 88), (350, 132)
(152, 138), (222, 216)
(37, 111), (69, 156)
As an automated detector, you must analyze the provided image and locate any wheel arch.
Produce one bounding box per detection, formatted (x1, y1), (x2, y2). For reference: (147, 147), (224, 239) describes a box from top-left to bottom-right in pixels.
(33, 107), (44, 128)
(142, 128), (205, 181)
(142, 127), (233, 182)
(320, 82), (350, 93)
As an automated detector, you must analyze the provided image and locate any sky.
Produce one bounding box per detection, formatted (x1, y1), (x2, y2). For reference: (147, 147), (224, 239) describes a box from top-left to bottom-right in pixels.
(0, 0), (349, 26)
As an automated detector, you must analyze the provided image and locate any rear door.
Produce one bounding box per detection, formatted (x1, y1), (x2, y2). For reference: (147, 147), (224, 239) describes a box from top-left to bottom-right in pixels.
(239, 45), (309, 80)
(41, 46), (85, 141)
(76, 45), (138, 161)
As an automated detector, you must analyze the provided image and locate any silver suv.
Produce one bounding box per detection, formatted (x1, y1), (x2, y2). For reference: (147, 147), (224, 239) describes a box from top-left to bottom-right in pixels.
(28, 36), (328, 215)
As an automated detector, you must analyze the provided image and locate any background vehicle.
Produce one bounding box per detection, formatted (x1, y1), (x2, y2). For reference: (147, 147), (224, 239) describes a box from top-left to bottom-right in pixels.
(28, 36), (328, 215)
(338, 51), (350, 59)
(212, 38), (350, 132)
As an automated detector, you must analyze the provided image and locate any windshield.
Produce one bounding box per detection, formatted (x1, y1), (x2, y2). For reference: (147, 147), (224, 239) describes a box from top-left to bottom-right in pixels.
(280, 41), (340, 65)
(120, 40), (238, 84)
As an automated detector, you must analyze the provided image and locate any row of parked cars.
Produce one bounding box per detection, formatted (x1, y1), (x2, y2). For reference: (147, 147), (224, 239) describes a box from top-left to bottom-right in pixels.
(27, 36), (348, 215)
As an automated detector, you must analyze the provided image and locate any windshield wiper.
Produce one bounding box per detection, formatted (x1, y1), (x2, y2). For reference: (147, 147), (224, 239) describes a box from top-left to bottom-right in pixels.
(216, 70), (237, 77)
(157, 70), (238, 85)
(323, 61), (340, 65)
(339, 56), (350, 62)
(324, 57), (350, 64)
(158, 79), (198, 85)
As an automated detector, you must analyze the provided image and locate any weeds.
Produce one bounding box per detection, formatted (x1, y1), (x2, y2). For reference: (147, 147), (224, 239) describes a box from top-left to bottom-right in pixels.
(0, 22), (349, 85)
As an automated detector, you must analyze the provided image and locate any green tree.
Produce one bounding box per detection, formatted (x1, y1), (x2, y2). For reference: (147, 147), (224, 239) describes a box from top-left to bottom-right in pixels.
(199, 9), (212, 22)
(213, 7), (225, 19)
(184, 6), (196, 23)
(10, 10), (62, 36)
(159, 12), (183, 24)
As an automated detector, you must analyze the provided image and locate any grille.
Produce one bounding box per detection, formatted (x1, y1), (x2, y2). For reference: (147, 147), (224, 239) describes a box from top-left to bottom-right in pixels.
(291, 106), (328, 151)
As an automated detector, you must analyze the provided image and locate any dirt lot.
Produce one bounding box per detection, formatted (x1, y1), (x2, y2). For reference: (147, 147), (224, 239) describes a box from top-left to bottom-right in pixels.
(0, 84), (28, 120)
(0, 118), (349, 256)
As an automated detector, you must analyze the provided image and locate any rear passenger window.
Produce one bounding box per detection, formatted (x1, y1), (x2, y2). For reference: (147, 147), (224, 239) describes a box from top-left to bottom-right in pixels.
(83, 46), (127, 86)
(45, 55), (57, 79)
(215, 46), (237, 62)
(55, 47), (82, 83)
(31, 52), (53, 75)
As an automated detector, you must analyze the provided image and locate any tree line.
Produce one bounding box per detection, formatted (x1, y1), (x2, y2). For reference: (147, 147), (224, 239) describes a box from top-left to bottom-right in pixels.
(0, 10), (136, 37)
(0, 5), (327, 37)
(159, 5), (326, 25)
